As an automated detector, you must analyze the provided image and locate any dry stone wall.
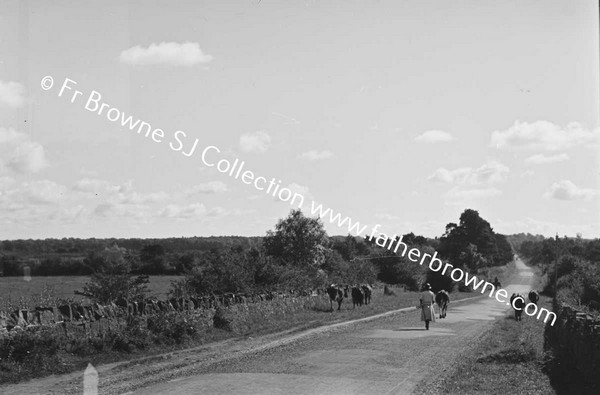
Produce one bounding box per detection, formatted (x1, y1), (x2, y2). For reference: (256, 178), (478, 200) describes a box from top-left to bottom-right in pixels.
(545, 303), (600, 391)
(0, 293), (327, 338)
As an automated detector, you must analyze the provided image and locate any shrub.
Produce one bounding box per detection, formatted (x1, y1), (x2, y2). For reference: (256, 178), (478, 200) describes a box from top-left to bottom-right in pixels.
(212, 306), (233, 332)
(77, 246), (149, 304)
(0, 327), (69, 383)
(552, 258), (600, 313)
(107, 332), (133, 353)
(147, 311), (199, 344)
(0, 327), (60, 363)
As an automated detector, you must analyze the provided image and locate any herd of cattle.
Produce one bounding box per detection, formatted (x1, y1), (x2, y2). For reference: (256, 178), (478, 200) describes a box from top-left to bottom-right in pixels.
(326, 284), (374, 311)
(510, 290), (540, 321)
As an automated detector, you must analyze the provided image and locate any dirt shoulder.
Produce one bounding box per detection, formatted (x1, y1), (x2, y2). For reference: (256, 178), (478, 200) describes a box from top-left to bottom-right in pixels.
(2, 295), (484, 395)
(2, 261), (529, 395)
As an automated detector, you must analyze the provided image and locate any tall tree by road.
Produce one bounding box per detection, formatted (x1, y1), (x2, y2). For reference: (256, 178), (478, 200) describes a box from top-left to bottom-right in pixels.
(263, 209), (329, 269)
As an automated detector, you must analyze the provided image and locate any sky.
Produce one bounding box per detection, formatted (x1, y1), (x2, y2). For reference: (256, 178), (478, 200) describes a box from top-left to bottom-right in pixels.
(0, 0), (599, 240)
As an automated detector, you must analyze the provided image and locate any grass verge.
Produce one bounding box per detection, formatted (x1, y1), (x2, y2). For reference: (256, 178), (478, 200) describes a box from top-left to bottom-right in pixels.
(420, 264), (554, 395)
(420, 295), (554, 395)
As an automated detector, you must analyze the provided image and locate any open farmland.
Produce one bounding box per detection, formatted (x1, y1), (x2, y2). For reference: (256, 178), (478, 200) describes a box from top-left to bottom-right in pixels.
(0, 275), (184, 309)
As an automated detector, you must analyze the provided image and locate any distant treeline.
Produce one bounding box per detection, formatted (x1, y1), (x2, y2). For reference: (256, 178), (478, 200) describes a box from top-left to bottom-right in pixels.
(0, 236), (262, 277)
(0, 236), (262, 257)
(513, 234), (600, 312)
(1, 209), (515, 296)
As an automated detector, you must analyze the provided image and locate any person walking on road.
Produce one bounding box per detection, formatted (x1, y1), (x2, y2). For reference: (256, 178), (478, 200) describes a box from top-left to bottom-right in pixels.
(420, 283), (436, 330)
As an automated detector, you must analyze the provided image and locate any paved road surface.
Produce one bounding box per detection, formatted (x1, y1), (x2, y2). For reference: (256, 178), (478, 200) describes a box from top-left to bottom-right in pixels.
(132, 258), (535, 395)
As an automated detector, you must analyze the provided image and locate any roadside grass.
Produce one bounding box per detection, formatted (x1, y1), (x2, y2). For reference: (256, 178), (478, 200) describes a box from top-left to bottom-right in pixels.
(432, 296), (553, 395)
(235, 286), (476, 336)
(0, 285), (476, 384)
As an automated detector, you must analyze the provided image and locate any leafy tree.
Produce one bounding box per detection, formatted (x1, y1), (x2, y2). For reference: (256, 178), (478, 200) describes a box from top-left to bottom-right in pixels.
(139, 243), (172, 274)
(321, 248), (349, 283)
(182, 248), (254, 295)
(332, 235), (360, 261)
(402, 232), (428, 246)
(77, 245), (149, 304)
(346, 258), (377, 285)
(426, 270), (455, 292)
(458, 243), (487, 271)
(263, 209), (329, 269)
(439, 209), (512, 267)
(370, 249), (423, 290)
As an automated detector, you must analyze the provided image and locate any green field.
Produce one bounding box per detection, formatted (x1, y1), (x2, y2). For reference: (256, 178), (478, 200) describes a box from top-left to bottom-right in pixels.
(0, 275), (184, 309)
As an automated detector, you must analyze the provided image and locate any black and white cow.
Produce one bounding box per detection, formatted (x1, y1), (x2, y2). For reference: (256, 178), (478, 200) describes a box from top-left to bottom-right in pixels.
(510, 293), (526, 321)
(326, 284), (344, 311)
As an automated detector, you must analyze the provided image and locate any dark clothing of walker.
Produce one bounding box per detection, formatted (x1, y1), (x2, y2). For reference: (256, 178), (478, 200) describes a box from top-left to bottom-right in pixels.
(420, 284), (436, 330)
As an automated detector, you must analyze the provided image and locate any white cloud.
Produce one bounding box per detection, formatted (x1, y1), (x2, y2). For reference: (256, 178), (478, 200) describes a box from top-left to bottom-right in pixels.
(0, 80), (25, 108)
(389, 220), (448, 238)
(271, 111), (300, 125)
(287, 183), (312, 200)
(74, 178), (169, 204)
(0, 128), (22, 144)
(415, 130), (455, 143)
(544, 180), (598, 201)
(119, 42), (213, 66)
(48, 205), (85, 222)
(491, 120), (600, 151)
(73, 178), (118, 194)
(185, 181), (228, 194)
(118, 190), (169, 205)
(79, 167), (98, 177)
(0, 176), (16, 191)
(0, 179), (93, 227)
(428, 160), (509, 185)
(7, 142), (47, 173)
(444, 187), (502, 201)
(205, 206), (255, 217)
(93, 203), (149, 219)
(240, 130), (270, 153)
(524, 153), (569, 165)
(23, 180), (67, 204)
(0, 128), (48, 174)
(375, 213), (400, 221)
(298, 150), (334, 161)
(207, 206), (226, 217)
(521, 170), (535, 178)
(272, 183), (313, 207)
(428, 168), (455, 183)
(160, 203), (207, 219)
(0, 179), (67, 206)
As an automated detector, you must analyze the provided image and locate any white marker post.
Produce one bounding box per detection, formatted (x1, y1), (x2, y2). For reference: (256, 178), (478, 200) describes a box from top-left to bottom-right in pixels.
(83, 363), (98, 395)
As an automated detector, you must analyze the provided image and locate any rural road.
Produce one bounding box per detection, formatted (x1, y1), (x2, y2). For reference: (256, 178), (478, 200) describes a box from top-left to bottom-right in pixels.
(2, 258), (536, 395)
(131, 258), (536, 395)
